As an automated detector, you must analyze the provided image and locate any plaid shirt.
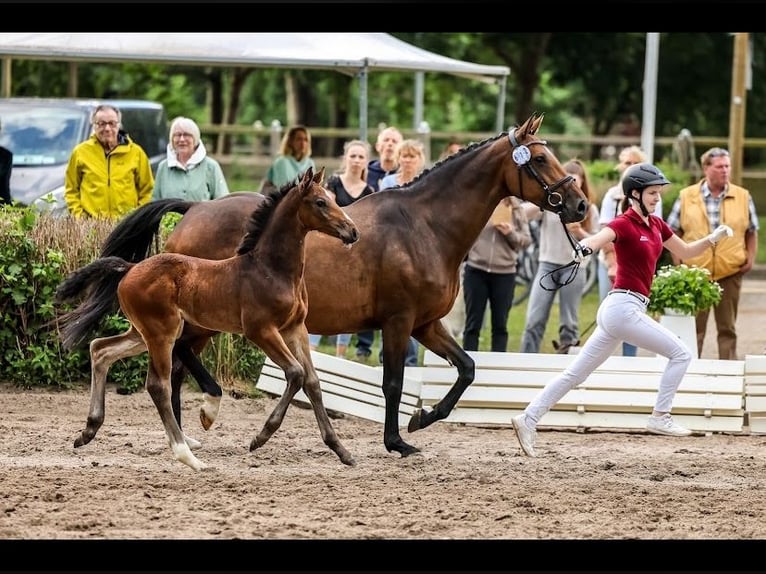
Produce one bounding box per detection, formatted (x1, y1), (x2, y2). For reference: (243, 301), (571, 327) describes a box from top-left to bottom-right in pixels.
(666, 180), (759, 234)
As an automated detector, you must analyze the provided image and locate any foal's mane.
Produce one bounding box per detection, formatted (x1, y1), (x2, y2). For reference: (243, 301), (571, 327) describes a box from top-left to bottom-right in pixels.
(235, 181), (294, 255)
(387, 132), (506, 191)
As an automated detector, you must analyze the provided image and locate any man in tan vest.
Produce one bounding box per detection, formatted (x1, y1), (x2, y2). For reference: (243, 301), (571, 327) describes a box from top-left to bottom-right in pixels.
(665, 147), (759, 360)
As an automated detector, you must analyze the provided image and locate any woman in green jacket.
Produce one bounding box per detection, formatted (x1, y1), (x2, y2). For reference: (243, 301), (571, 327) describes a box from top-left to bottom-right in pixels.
(153, 116), (229, 202)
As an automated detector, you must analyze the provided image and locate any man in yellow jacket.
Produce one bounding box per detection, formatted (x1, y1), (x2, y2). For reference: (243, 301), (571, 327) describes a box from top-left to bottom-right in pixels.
(64, 104), (154, 219)
(666, 147), (759, 360)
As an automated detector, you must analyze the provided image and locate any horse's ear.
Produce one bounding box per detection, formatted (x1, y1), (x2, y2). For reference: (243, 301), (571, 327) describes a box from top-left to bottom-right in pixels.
(530, 113), (544, 135)
(301, 167), (313, 186)
(314, 166), (325, 183)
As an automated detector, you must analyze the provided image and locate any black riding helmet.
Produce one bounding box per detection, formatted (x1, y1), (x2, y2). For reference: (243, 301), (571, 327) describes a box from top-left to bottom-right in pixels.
(621, 162), (670, 216)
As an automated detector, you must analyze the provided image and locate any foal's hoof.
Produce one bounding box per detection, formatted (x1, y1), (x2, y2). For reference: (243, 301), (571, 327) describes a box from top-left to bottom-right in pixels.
(199, 393), (221, 431)
(74, 433), (92, 448)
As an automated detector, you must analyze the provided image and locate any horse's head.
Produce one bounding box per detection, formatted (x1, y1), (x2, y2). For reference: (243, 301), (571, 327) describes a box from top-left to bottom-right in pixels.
(299, 166), (359, 246)
(504, 114), (588, 224)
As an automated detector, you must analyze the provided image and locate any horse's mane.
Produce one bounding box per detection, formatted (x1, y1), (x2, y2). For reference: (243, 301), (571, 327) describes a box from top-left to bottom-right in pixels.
(383, 132), (506, 191)
(235, 181), (294, 255)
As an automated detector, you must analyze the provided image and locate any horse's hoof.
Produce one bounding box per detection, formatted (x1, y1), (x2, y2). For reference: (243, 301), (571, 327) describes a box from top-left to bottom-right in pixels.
(200, 393), (221, 430)
(249, 437), (264, 452)
(400, 445), (422, 458)
(74, 433), (91, 448)
(407, 410), (422, 433)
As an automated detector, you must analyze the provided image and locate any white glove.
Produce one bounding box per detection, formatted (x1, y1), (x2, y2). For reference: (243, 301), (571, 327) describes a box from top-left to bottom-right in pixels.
(571, 243), (593, 263)
(708, 224), (734, 245)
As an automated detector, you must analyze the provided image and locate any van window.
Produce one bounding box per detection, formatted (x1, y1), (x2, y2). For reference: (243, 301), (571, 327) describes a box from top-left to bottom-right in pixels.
(121, 107), (168, 159)
(0, 105), (88, 166)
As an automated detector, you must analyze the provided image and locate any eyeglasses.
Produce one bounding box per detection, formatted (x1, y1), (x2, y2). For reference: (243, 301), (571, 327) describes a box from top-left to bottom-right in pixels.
(94, 120), (119, 129)
(172, 132), (193, 139)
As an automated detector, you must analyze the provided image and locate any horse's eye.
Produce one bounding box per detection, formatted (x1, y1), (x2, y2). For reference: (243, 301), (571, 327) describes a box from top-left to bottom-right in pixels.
(316, 198), (327, 208)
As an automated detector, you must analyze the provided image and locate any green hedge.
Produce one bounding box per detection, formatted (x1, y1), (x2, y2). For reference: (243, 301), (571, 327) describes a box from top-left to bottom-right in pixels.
(0, 206), (264, 394)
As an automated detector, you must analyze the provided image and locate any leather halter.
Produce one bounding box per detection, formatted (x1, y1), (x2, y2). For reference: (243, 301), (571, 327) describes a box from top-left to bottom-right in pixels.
(508, 130), (585, 292)
(508, 131), (573, 212)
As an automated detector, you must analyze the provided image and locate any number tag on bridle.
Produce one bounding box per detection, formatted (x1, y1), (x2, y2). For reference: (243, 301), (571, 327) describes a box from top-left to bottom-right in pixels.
(512, 144), (531, 166)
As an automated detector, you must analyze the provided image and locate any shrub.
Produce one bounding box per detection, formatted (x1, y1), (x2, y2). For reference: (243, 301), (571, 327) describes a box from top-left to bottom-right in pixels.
(648, 264), (722, 316)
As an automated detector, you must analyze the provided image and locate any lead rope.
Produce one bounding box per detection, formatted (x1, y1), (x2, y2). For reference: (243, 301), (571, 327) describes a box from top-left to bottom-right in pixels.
(537, 217), (588, 293)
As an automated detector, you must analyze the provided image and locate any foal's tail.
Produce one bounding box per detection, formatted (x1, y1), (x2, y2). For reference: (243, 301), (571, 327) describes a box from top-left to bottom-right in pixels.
(54, 257), (135, 351)
(100, 199), (194, 262)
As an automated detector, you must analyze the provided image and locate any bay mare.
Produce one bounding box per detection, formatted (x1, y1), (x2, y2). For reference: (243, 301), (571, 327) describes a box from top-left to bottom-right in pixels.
(99, 114), (589, 458)
(55, 168), (360, 470)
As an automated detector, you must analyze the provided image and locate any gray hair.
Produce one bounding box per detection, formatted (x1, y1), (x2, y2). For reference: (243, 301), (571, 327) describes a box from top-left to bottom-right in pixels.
(90, 104), (122, 126)
(169, 116), (201, 149)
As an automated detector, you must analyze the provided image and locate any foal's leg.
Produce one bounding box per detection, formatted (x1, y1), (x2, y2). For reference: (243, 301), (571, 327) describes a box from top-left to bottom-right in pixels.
(406, 319), (475, 433)
(249, 327), (354, 465)
(75, 327), (145, 448)
(144, 338), (206, 471)
(249, 328), (306, 450)
(172, 332), (222, 430)
(289, 328), (355, 465)
(168, 350), (202, 451)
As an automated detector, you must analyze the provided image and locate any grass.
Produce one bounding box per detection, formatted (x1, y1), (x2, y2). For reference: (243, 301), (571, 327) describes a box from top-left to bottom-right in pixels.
(314, 286), (603, 366)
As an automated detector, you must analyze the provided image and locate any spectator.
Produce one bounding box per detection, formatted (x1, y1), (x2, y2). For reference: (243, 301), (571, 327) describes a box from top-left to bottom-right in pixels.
(355, 126), (403, 362)
(462, 196), (531, 351)
(511, 163), (734, 457)
(597, 145), (659, 357)
(666, 147), (759, 360)
(380, 139), (425, 190)
(366, 126), (402, 192)
(309, 139), (374, 357)
(440, 137), (467, 339)
(519, 159), (600, 354)
(64, 104), (154, 219)
(262, 125), (315, 191)
(439, 138), (464, 161)
(0, 116), (11, 205)
(377, 139), (427, 367)
(152, 116), (229, 201)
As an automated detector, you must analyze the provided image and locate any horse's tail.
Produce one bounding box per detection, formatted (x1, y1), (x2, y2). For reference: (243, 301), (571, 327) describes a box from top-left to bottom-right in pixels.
(100, 199), (194, 262)
(54, 256), (135, 351)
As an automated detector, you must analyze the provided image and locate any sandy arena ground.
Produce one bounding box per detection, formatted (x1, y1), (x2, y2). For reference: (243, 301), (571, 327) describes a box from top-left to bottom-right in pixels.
(1, 278), (766, 573)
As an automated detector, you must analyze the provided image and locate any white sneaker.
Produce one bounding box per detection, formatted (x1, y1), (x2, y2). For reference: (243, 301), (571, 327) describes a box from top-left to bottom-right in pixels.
(512, 413), (537, 457)
(646, 413), (692, 436)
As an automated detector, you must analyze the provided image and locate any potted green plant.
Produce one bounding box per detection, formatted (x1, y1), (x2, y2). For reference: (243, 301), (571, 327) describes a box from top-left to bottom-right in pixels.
(648, 264), (723, 316)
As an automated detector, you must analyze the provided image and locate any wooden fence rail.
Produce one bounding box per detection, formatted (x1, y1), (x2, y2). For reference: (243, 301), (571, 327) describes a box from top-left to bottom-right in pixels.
(201, 121), (766, 179)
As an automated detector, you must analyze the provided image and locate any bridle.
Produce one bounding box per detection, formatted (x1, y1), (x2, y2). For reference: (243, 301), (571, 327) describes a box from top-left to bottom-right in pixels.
(508, 131), (573, 213)
(508, 130), (586, 292)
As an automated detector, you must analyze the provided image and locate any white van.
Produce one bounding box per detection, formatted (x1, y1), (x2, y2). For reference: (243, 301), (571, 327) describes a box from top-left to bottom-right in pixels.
(0, 97), (168, 216)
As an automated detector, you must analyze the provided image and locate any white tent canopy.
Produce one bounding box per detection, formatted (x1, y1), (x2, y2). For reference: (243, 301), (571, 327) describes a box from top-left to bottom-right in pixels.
(0, 33), (510, 138)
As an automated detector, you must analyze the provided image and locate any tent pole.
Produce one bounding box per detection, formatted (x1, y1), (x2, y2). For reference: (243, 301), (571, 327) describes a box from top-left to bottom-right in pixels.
(1, 57), (11, 98)
(495, 75), (507, 132)
(414, 71), (424, 130)
(358, 64), (368, 142)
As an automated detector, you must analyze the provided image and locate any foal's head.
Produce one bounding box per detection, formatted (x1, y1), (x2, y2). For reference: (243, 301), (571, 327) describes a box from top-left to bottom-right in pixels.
(236, 166), (358, 255)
